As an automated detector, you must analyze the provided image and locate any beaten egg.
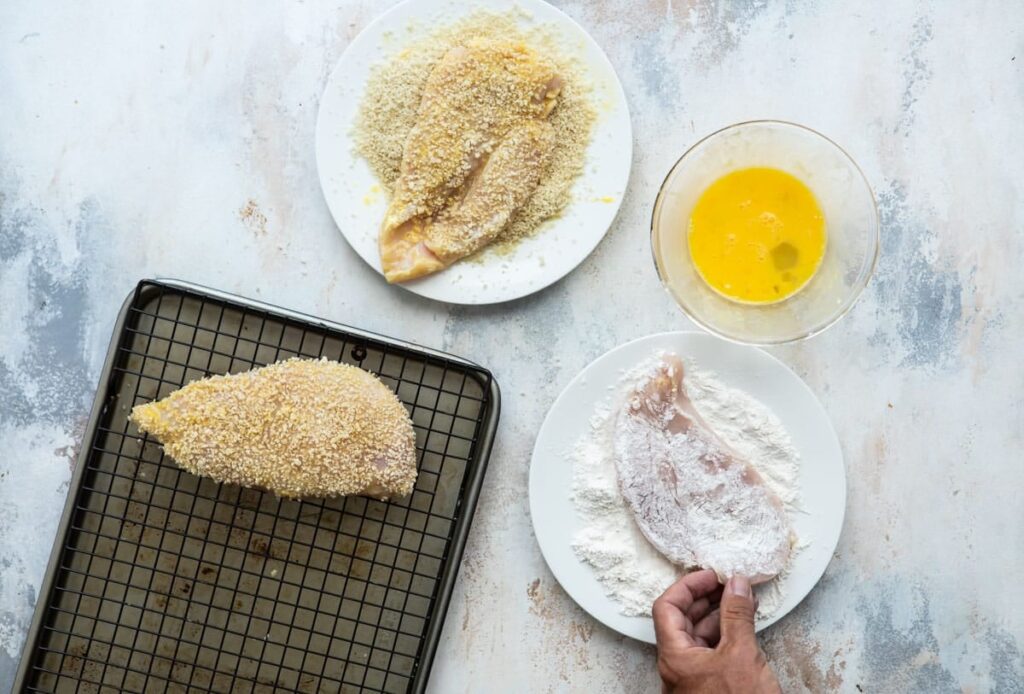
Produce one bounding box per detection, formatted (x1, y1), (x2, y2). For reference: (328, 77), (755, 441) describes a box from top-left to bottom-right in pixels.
(688, 167), (826, 304)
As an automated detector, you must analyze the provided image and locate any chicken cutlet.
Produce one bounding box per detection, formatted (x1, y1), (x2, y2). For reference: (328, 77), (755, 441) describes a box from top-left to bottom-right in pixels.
(614, 354), (793, 583)
(379, 39), (562, 283)
(130, 358), (418, 499)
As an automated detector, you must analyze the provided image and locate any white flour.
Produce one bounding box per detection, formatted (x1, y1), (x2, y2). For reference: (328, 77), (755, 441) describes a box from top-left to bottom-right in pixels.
(570, 354), (803, 619)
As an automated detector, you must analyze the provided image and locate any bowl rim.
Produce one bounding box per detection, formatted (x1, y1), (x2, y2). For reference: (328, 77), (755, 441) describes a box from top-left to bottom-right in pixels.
(650, 119), (881, 346)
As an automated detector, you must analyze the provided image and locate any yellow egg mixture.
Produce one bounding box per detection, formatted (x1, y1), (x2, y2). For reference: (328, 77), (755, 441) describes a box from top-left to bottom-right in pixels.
(688, 167), (826, 304)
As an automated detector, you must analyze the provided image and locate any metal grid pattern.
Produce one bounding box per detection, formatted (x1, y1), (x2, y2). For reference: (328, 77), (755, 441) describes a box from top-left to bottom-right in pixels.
(19, 281), (496, 694)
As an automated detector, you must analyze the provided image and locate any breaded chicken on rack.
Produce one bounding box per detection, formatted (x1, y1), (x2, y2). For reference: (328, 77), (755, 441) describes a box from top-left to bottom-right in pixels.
(130, 358), (418, 499)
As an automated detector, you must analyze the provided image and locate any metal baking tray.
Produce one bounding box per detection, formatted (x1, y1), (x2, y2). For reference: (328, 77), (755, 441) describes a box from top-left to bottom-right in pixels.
(13, 279), (500, 693)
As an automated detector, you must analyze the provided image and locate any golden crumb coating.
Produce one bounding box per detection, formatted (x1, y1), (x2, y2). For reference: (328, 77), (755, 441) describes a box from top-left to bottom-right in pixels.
(426, 120), (556, 264)
(130, 358), (418, 499)
(378, 38), (563, 283)
(384, 39), (561, 234)
(355, 12), (596, 263)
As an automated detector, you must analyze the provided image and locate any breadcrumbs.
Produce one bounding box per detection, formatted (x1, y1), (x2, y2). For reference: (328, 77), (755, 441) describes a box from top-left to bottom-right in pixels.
(130, 358), (418, 499)
(354, 11), (596, 253)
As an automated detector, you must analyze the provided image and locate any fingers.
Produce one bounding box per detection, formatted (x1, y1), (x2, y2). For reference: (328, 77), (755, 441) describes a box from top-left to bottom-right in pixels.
(684, 581), (724, 626)
(657, 569), (721, 613)
(718, 575), (757, 647)
(653, 570), (731, 650)
(687, 597), (712, 624)
(693, 608), (721, 646)
(686, 584), (723, 624)
(652, 597), (696, 649)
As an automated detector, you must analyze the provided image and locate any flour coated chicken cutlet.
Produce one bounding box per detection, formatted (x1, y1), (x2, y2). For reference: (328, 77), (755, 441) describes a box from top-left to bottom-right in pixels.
(614, 354), (794, 583)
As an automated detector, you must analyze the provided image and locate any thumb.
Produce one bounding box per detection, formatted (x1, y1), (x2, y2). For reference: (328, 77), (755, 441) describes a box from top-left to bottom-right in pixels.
(718, 575), (757, 646)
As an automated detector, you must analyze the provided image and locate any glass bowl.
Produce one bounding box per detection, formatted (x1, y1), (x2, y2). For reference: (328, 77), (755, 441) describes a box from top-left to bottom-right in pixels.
(651, 120), (879, 345)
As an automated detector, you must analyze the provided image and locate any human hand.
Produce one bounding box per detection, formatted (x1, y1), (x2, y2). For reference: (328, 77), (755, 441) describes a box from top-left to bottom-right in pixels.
(652, 570), (781, 694)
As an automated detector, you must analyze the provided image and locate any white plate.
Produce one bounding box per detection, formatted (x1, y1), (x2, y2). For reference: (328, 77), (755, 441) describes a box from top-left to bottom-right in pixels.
(529, 332), (846, 643)
(315, 0), (632, 304)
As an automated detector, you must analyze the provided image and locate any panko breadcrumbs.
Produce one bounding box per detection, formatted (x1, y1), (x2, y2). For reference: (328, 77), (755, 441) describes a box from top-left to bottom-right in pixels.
(354, 11), (596, 256)
(130, 358), (418, 500)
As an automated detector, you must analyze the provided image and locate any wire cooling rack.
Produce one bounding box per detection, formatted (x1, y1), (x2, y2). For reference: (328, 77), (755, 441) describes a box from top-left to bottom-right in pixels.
(14, 279), (499, 694)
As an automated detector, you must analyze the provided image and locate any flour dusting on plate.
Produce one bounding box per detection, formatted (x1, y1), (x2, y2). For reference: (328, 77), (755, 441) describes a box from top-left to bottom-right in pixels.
(570, 353), (804, 619)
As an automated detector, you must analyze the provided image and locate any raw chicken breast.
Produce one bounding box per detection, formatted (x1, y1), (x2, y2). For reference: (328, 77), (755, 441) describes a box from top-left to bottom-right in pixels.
(614, 354), (793, 583)
(130, 358), (418, 499)
(379, 39), (562, 283)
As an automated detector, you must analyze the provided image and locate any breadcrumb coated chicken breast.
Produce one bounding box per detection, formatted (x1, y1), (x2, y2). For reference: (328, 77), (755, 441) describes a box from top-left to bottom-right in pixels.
(381, 119), (556, 281)
(379, 39), (562, 283)
(130, 358), (418, 499)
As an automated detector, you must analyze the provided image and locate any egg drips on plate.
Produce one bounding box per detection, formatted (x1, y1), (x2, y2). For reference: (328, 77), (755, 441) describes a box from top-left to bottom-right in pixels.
(688, 167), (826, 304)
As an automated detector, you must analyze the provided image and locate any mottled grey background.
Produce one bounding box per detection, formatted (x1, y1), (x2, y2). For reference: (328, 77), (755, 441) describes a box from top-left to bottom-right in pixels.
(1, 1), (1022, 692)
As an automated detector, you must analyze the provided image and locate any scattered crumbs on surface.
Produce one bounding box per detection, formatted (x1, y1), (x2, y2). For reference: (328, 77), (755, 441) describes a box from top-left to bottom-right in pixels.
(354, 10), (596, 255)
(594, 196), (615, 203)
(362, 184), (381, 207)
(239, 198), (268, 237)
(527, 577), (541, 601)
(512, 5), (534, 21)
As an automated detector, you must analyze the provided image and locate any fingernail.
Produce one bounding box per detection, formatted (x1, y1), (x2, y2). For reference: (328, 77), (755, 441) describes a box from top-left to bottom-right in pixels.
(730, 575), (752, 599)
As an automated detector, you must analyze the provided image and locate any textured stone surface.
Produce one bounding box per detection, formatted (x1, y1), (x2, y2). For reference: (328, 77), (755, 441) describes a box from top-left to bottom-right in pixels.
(2, 1), (1022, 691)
